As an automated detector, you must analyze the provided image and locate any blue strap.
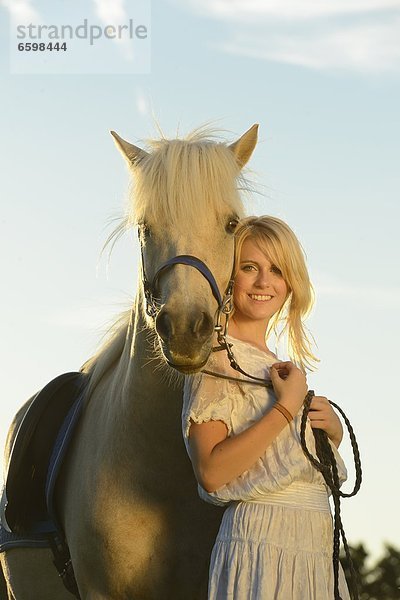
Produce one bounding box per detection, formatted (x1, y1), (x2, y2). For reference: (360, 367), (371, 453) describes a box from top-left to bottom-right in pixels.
(152, 255), (223, 307)
(45, 395), (84, 533)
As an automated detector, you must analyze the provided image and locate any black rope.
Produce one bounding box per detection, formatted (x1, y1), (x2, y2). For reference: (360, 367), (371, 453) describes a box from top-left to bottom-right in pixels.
(300, 391), (362, 600)
(211, 340), (273, 387)
(202, 368), (272, 388)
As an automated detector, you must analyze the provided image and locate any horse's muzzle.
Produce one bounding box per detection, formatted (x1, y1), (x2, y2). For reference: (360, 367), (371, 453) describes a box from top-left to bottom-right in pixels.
(155, 310), (213, 373)
(156, 308), (214, 346)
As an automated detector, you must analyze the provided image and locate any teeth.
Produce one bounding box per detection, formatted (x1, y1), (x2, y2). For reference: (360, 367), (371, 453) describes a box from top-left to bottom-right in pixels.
(250, 294), (272, 301)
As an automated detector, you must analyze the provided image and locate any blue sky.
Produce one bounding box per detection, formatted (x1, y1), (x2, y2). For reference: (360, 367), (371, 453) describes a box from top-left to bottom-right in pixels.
(1, 0), (400, 561)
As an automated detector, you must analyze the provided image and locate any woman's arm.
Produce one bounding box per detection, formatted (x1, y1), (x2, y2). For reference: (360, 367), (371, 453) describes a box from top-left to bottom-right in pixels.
(188, 361), (307, 493)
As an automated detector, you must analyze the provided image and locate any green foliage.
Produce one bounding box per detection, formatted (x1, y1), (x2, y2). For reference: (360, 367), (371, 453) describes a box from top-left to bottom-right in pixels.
(341, 543), (400, 600)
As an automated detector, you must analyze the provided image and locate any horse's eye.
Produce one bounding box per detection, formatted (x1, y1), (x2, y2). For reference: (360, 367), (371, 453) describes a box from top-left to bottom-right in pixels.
(226, 218), (239, 234)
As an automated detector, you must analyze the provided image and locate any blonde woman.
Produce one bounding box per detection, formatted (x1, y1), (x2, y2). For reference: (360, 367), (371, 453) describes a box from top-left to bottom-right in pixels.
(182, 216), (351, 599)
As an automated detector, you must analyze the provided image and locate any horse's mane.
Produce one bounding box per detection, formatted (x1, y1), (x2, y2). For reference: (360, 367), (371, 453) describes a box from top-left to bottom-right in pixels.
(81, 127), (251, 395)
(80, 310), (131, 394)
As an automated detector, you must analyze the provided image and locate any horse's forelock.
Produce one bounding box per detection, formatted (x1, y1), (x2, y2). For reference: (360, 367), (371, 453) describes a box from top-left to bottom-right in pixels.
(130, 133), (246, 229)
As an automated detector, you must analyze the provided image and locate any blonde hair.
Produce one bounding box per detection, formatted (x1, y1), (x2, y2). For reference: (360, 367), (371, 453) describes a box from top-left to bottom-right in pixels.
(234, 215), (318, 371)
(130, 129), (246, 229)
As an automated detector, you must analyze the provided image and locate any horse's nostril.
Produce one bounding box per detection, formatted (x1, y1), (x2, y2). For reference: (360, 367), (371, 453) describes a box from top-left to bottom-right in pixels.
(156, 310), (174, 342)
(192, 312), (214, 341)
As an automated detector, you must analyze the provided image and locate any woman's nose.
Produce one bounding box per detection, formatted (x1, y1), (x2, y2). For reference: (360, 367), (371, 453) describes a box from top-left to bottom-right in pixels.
(255, 269), (271, 287)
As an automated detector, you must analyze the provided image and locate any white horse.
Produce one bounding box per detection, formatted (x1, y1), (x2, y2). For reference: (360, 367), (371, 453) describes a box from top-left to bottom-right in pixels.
(0, 124), (258, 599)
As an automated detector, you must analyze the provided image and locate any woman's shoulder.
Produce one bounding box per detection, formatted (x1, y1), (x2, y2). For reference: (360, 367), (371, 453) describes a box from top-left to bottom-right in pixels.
(182, 349), (241, 439)
(226, 335), (278, 365)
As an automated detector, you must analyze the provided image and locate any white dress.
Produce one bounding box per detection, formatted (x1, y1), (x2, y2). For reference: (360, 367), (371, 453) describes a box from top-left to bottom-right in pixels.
(182, 336), (350, 600)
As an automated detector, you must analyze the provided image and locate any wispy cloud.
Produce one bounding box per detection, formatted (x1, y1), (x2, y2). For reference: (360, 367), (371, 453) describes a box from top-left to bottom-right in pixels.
(1, 0), (40, 23)
(135, 87), (151, 116)
(181, 0), (400, 21)
(92, 0), (134, 60)
(219, 19), (400, 72)
(92, 0), (127, 23)
(175, 0), (400, 72)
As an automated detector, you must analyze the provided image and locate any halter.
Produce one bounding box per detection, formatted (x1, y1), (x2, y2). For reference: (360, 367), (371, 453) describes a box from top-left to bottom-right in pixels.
(139, 231), (235, 340)
(139, 229), (280, 386)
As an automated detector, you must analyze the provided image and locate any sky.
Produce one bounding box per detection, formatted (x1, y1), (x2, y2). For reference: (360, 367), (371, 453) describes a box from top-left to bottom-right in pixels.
(1, 0), (400, 562)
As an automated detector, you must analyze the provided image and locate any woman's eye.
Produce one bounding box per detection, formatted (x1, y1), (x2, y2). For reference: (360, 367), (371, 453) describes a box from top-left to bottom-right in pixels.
(242, 264), (256, 272)
(226, 218), (239, 234)
(271, 265), (282, 276)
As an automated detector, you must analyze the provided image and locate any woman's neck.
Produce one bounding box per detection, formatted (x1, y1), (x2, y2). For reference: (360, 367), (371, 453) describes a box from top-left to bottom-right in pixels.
(228, 316), (273, 355)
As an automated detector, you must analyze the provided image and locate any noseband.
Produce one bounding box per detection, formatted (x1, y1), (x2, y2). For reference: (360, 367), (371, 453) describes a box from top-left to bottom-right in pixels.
(139, 236), (235, 339)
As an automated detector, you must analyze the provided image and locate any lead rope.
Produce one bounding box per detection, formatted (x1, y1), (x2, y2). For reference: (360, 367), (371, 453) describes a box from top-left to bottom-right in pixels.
(204, 337), (362, 600)
(300, 391), (362, 600)
(209, 337), (274, 387)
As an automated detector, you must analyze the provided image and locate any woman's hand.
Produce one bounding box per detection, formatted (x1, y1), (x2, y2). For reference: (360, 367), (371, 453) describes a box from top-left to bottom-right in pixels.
(308, 396), (343, 448)
(270, 361), (308, 416)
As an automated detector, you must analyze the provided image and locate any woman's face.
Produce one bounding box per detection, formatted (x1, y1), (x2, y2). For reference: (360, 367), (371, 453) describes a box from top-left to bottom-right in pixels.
(233, 238), (289, 325)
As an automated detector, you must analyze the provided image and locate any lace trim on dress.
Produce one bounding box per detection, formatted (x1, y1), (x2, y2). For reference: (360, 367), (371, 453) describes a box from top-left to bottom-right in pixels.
(183, 392), (233, 438)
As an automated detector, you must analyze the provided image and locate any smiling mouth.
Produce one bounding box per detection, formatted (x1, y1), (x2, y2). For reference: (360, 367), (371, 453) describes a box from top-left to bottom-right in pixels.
(248, 294), (273, 301)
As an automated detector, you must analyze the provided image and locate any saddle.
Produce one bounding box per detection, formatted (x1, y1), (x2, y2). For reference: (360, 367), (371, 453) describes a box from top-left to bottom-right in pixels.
(0, 372), (87, 536)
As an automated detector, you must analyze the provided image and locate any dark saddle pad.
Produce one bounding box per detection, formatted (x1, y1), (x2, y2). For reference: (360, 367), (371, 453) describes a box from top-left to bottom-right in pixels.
(1, 372), (87, 535)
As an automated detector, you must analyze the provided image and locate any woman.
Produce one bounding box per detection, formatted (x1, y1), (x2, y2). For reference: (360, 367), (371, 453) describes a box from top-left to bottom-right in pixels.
(182, 215), (350, 599)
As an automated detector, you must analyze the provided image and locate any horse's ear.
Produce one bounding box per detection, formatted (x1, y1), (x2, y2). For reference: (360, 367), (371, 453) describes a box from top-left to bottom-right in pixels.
(110, 131), (149, 165)
(229, 124), (259, 168)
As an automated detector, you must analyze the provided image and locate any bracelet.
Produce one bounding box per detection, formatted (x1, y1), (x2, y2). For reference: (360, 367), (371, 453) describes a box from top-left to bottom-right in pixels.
(272, 403), (293, 424)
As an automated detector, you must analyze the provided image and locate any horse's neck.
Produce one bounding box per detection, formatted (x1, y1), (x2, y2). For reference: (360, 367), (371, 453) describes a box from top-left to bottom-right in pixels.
(111, 294), (184, 450)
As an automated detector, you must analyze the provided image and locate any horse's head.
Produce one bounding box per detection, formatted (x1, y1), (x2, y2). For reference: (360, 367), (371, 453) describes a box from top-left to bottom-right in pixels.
(111, 125), (258, 373)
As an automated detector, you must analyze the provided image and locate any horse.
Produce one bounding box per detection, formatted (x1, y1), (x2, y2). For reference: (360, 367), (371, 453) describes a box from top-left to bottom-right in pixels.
(0, 124), (259, 599)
